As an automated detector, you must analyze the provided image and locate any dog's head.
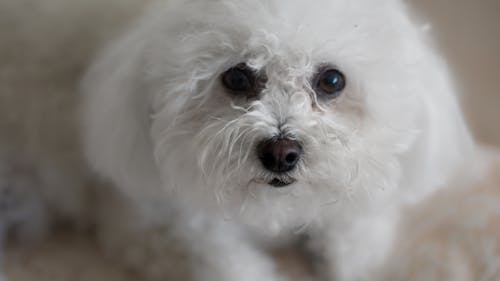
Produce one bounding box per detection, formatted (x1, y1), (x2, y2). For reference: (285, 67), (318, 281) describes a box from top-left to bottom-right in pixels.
(84, 0), (473, 228)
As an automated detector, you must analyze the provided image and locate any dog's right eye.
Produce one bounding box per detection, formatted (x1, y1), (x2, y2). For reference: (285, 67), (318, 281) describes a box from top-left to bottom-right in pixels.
(221, 64), (256, 94)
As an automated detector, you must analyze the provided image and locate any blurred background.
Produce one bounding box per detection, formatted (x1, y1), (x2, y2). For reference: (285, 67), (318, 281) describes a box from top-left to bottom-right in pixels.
(0, 0), (499, 280)
(411, 0), (500, 146)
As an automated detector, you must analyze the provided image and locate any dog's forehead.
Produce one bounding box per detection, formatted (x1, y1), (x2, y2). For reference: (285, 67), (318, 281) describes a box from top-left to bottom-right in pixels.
(162, 0), (410, 65)
(148, 0), (420, 96)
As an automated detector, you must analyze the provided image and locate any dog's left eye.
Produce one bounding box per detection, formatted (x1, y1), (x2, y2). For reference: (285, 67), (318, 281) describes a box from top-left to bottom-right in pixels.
(221, 64), (256, 94)
(313, 68), (346, 98)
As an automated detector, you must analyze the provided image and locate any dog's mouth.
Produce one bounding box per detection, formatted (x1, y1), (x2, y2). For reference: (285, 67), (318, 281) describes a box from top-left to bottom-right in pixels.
(268, 177), (296, 188)
(252, 176), (297, 188)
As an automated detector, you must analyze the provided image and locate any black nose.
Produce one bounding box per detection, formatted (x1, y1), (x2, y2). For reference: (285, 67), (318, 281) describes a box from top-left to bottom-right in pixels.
(257, 138), (303, 173)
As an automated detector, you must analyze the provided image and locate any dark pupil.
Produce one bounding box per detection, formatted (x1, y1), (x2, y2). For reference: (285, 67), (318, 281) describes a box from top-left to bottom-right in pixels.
(223, 68), (252, 92)
(319, 70), (345, 94)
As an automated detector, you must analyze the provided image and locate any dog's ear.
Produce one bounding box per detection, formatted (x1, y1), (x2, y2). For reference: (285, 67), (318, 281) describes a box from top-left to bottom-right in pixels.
(81, 27), (162, 200)
(399, 54), (475, 203)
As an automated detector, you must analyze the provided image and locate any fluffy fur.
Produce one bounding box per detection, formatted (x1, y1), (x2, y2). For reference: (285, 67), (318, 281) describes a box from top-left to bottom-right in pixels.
(0, 0), (491, 280)
(81, 0), (475, 280)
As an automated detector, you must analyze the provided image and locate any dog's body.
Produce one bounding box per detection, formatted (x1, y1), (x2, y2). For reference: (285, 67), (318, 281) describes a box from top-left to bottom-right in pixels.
(0, 0), (493, 280)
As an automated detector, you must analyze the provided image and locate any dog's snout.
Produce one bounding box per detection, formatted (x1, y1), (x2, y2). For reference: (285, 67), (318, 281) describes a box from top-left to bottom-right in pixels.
(257, 138), (302, 173)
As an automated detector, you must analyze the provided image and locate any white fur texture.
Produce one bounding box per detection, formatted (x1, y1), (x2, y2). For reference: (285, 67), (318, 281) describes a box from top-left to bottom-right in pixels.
(1, 0), (485, 280)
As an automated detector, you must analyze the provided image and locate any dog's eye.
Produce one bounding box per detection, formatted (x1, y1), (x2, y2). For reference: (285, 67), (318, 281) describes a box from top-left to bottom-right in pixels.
(313, 68), (346, 98)
(221, 64), (255, 93)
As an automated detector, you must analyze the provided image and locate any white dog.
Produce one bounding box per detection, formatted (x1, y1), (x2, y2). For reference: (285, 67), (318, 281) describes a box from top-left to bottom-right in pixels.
(1, 0), (485, 280)
(81, 0), (479, 279)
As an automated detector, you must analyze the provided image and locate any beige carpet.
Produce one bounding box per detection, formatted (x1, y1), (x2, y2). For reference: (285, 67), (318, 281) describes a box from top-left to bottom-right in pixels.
(4, 234), (137, 281)
(1, 0), (499, 280)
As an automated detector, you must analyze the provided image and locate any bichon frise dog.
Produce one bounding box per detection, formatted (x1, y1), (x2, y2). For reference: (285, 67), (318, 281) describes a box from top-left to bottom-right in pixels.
(81, 0), (477, 279)
(1, 0), (491, 280)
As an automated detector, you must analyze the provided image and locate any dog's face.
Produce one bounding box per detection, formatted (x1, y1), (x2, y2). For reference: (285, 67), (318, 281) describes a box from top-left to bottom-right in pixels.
(143, 0), (448, 224)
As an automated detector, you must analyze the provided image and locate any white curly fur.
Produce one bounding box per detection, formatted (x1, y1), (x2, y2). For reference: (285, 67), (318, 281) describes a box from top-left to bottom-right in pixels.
(79, 0), (476, 280)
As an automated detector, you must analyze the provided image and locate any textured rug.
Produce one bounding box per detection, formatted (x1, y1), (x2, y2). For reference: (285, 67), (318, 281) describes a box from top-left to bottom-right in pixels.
(5, 233), (137, 281)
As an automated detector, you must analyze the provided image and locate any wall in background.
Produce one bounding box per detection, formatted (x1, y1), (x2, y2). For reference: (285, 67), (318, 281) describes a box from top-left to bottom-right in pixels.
(409, 0), (500, 146)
